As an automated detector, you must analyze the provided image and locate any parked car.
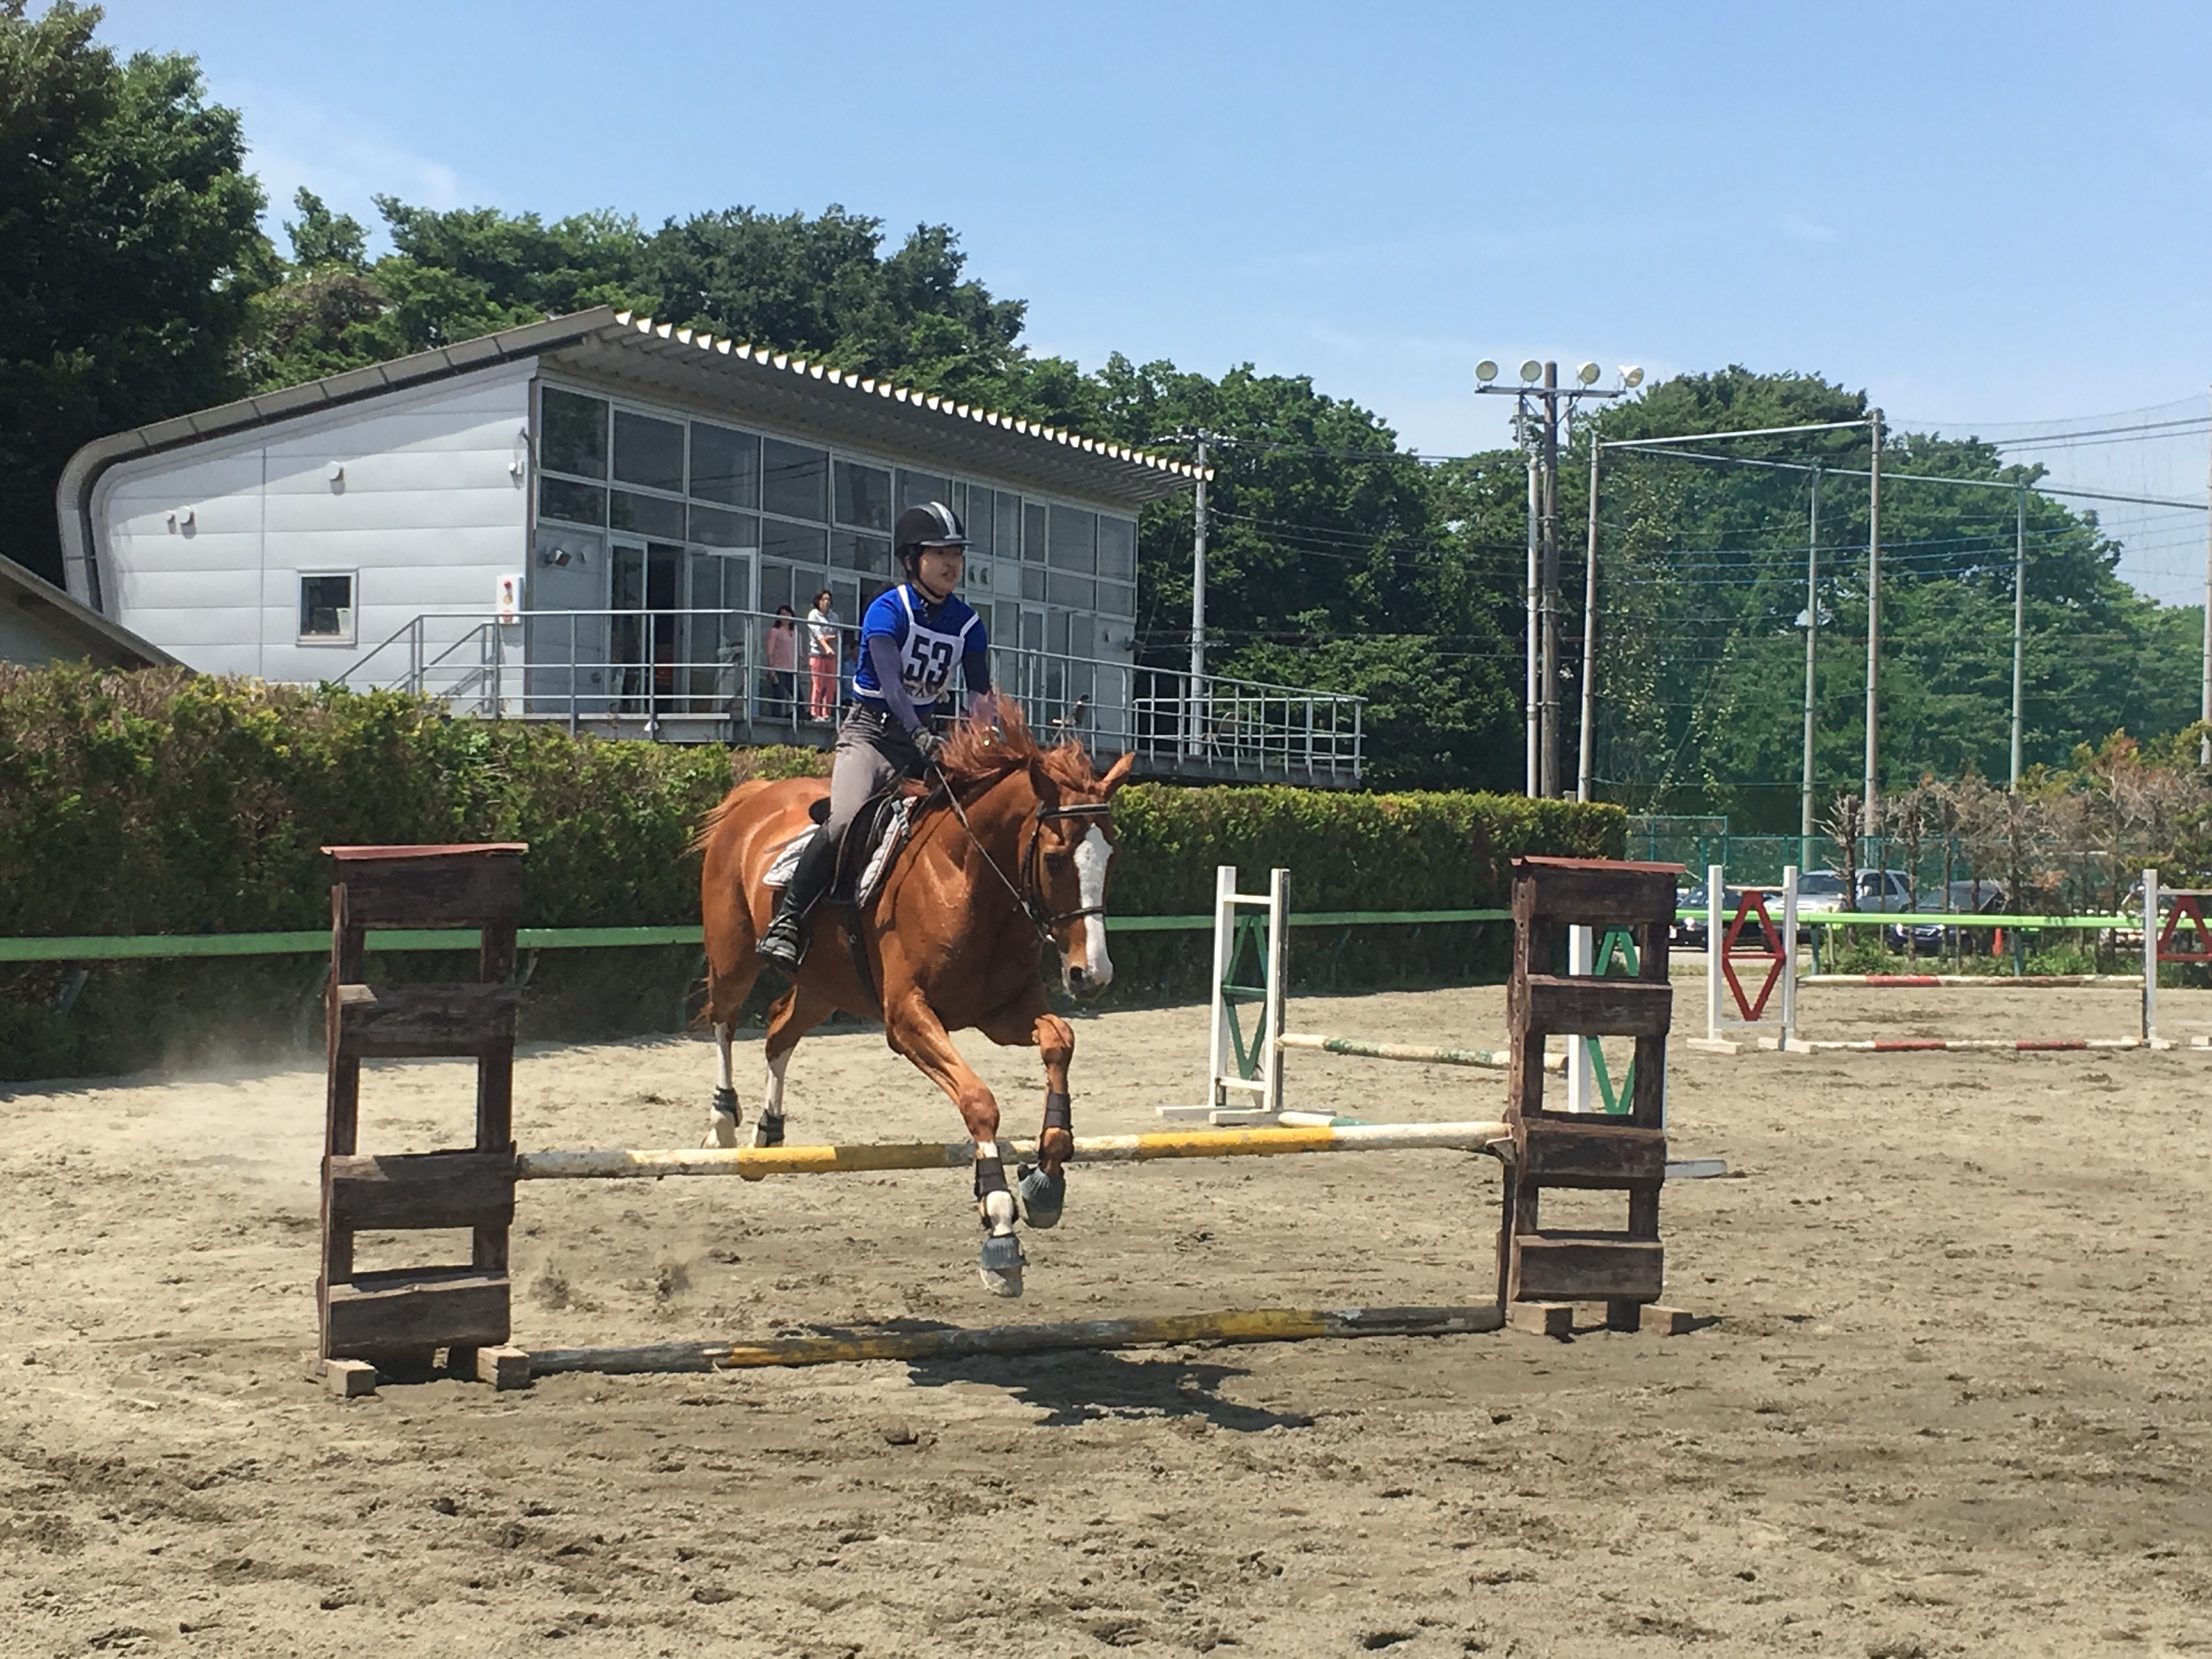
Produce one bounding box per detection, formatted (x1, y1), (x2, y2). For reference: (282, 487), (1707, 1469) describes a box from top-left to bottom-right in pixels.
(1672, 878), (1743, 951)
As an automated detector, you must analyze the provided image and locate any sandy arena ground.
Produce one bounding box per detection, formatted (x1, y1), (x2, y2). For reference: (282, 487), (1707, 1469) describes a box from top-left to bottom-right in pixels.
(4, 978), (2212, 1658)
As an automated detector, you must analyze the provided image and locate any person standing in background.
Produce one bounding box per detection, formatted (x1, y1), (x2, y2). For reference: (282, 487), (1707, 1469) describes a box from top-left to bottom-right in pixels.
(805, 588), (839, 722)
(764, 604), (798, 720)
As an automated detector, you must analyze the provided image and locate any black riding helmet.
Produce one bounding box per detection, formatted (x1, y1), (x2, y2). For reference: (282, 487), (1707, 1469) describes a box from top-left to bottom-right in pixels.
(894, 501), (968, 575)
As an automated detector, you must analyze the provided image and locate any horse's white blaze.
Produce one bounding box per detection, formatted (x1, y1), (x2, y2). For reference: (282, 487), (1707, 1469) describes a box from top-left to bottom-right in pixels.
(762, 1046), (790, 1121)
(1075, 824), (1113, 987)
(714, 1022), (735, 1092)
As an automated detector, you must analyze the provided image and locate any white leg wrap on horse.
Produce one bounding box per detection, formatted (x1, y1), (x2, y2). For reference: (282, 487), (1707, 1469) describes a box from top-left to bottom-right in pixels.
(973, 1139), (1025, 1297)
(704, 1023), (742, 1147)
(762, 1048), (789, 1119)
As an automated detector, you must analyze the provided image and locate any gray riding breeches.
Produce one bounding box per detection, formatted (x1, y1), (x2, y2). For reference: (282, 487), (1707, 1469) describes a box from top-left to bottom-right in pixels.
(824, 704), (922, 846)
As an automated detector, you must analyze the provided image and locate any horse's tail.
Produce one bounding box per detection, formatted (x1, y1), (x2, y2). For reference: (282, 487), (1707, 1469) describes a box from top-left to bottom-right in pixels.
(690, 777), (783, 856)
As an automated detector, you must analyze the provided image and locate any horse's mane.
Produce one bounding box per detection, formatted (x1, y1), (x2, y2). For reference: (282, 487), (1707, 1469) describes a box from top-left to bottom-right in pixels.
(938, 698), (1101, 796)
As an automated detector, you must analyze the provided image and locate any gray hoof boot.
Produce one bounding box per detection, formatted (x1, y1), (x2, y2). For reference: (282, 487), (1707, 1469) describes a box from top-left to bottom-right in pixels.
(1017, 1164), (1065, 1229)
(978, 1231), (1026, 1298)
(705, 1086), (740, 1148)
(752, 1113), (786, 1149)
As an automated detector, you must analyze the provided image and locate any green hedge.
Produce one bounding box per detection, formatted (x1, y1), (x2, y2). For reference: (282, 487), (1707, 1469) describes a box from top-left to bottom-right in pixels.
(0, 667), (1622, 1079)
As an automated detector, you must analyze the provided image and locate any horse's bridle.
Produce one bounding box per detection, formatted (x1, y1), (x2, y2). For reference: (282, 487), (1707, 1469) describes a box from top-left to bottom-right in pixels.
(933, 774), (1113, 944)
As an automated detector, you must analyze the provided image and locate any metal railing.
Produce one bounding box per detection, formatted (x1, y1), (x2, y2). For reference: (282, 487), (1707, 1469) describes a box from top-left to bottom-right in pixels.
(341, 607), (1363, 784)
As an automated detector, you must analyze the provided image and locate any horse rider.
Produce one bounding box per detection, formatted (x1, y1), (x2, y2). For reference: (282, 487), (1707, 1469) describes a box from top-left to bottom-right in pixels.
(755, 501), (995, 971)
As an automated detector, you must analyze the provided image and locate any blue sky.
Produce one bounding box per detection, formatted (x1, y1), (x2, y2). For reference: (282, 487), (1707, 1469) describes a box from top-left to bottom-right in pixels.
(98, 0), (2212, 601)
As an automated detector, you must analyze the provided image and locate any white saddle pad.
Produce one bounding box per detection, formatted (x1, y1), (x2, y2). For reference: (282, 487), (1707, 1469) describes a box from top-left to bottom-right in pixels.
(762, 796), (916, 910)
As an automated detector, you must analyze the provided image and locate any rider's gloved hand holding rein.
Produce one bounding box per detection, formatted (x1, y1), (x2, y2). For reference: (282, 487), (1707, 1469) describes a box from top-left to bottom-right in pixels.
(756, 501), (993, 973)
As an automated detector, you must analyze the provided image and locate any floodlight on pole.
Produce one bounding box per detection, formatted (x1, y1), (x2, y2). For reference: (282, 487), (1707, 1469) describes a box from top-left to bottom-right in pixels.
(1472, 354), (1641, 800)
(1620, 366), (1644, 389)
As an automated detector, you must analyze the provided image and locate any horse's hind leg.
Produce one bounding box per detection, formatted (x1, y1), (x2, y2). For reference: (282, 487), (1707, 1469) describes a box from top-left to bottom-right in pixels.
(755, 983), (833, 1148)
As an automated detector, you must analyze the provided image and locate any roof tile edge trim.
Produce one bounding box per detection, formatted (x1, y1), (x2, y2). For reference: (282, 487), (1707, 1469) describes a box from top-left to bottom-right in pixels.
(609, 309), (1200, 480)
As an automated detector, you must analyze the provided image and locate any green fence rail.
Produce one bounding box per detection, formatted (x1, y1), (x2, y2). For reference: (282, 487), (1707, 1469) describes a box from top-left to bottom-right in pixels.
(0, 905), (2151, 967)
(0, 910), (1520, 965)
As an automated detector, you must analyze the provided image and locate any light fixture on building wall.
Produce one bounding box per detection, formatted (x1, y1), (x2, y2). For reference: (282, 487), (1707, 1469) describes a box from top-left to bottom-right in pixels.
(167, 507), (195, 532)
(538, 546), (575, 568)
(327, 462), (346, 487)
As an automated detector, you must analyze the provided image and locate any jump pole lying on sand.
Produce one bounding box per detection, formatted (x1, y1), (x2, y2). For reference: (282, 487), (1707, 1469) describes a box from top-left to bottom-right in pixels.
(526, 1304), (1508, 1377)
(1273, 1032), (1561, 1073)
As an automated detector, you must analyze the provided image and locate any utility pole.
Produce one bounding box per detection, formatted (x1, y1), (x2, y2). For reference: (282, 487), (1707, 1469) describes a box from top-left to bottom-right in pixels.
(1475, 358), (1641, 798)
(1801, 465), (1820, 869)
(1189, 435), (1209, 759)
(2010, 484), (2027, 792)
(1524, 447), (1540, 796)
(1863, 408), (1883, 838)
(1539, 362), (1563, 798)
(1578, 441), (1600, 803)
(2202, 383), (2211, 768)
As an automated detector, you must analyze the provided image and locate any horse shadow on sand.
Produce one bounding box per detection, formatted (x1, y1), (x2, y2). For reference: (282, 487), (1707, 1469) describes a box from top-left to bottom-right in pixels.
(901, 1346), (1312, 1432)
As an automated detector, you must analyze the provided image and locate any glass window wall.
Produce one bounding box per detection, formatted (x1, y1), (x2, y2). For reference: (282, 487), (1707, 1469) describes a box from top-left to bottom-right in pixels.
(1048, 506), (1097, 573)
(897, 468), (952, 512)
(542, 388), (607, 479)
(763, 438), (828, 521)
(613, 411), (685, 493)
(540, 475), (605, 526)
(690, 505), (759, 552)
(611, 490), (686, 540)
(1098, 515), (1136, 582)
(834, 459), (892, 531)
(535, 378), (1152, 736)
(691, 422), (759, 507)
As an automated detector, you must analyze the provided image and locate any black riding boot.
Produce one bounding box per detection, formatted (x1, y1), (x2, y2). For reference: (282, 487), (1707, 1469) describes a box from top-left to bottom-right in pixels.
(757, 829), (838, 972)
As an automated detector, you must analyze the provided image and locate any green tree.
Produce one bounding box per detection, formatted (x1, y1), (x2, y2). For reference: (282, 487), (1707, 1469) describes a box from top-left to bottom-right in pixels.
(0, 0), (268, 585)
(1088, 357), (1520, 789)
(1579, 367), (2202, 824)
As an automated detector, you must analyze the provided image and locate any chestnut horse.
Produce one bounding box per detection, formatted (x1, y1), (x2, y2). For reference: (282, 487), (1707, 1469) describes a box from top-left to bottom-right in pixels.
(696, 703), (1134, 1297)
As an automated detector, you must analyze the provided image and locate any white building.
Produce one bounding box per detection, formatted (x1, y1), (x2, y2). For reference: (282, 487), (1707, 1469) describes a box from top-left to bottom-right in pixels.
(58, 307), (1360, 782)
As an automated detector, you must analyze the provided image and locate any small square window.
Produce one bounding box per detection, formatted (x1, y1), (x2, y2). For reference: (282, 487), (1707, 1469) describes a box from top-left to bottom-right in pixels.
(299, 572), (355, 643)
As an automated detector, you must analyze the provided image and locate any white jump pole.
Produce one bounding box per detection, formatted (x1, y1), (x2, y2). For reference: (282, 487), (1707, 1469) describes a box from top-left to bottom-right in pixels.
(1705, 863), (1725, 1044)
(1206, 863), (1237, 1110)
(1778, 864), (1800, 1051)
(1566, 923), (1596, 1112)
(2143, 866), (2158, 1046)
(1262, 866), (1288, 1114)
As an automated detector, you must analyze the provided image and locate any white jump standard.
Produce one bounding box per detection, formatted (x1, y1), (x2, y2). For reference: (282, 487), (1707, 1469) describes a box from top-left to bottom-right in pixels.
(1178, 864), (1562, 1128)
(1689, 862), (2197, 1056)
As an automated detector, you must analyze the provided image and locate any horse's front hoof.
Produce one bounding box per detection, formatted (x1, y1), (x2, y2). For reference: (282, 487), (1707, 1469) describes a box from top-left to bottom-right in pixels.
(978, 1231), (1026, 1298)
(751, 1113), (786, 1149)
(1017, 1164), (1065, 1229)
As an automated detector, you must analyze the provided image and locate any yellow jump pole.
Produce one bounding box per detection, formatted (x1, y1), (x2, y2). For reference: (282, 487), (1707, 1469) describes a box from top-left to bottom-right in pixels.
(515, 1119), (1515, 1183)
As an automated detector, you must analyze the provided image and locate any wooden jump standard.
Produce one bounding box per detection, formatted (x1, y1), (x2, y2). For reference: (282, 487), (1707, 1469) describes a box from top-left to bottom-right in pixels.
(313, 847), (1684, 1395)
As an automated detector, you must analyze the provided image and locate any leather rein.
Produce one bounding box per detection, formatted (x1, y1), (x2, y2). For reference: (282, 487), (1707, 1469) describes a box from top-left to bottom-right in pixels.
(927, 765), (1112, 945)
